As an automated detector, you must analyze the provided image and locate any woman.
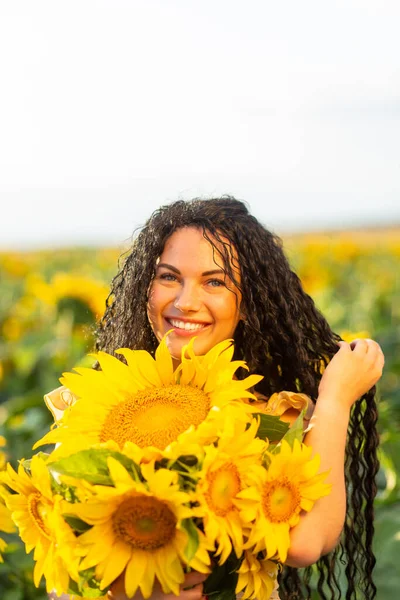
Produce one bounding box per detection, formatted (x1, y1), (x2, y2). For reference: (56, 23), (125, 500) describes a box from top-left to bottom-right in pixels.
(56, 197), (384, 600)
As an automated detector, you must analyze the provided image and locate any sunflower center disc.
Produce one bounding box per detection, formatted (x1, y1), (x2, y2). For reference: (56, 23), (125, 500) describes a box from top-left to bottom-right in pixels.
(112, 495), (177, 550)
(261, 477), (301, 523)
(206, 462), (241, 516)
(99, 385), (210, 449)
(27, 492), (52, 539)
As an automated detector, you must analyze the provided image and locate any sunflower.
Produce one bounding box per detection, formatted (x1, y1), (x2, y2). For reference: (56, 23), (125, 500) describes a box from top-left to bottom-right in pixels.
(0, 537), (6, 562)
(0, 435), (7, 470)
(65, 457), (210, 598)
(0, 490), (15, 562)
(236, 551), (278, 600)
(193, 413), (268, 564)
(26, 272), (109, 319)
(1, 455), (80, 593)
(35, 337), (262, 461)
(236, 439), (331, 562)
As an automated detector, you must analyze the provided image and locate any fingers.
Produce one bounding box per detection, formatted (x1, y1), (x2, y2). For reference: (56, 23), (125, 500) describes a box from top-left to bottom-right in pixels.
(183, 572), (207, 588)
(350, 338), (369, 353)
(350, 339), (384, 386)
(337, 341), (352, 353)
(181, 572), (207, 600)
(107, 575), (127, 599)
(182, 583), (204, 600)
(350, 338), (384, 359)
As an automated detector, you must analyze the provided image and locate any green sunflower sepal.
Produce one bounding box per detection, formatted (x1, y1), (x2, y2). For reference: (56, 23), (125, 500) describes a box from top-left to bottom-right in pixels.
(180, 518), (200, 562)
(67, 567), (107, 598)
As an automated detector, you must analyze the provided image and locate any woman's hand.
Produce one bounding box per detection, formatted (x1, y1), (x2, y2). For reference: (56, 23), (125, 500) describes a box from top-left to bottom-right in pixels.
(318, 339), (384, 410)
(107, 571), (207, 600)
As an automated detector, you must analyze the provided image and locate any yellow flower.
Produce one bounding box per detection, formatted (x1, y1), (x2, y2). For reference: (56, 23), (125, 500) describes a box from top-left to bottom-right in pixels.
(35, 337), (262, 461)
(0, 537), (6, 562)
(2, 317), (23, 342)
(236, 551), (278, 600)
(0, 252), (30, 278)
(339, 330), (370, 344)
(331, 238), (360, 263)
(0, 436), (7, 471)
(0, 489), (15, 562)
(51, 273), (110, 318)
(66, 458), (211, 598)
(1, 455), (79, 593)
(236, 440), (331, 562)
(26, 272), (109, 318)
(193, 414), (267, 564)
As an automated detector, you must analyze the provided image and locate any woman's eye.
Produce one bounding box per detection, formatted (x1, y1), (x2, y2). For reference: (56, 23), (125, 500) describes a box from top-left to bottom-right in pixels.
(159, 273), (177, 282)
(207, 279), (225, 288)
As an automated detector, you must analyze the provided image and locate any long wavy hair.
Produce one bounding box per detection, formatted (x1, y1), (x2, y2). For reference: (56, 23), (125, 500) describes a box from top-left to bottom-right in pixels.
(96, 197), (379, 599)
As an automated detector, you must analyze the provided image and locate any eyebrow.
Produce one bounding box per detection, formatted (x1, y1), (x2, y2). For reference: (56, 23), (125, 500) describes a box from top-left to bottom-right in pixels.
(157, 263), (225, 277)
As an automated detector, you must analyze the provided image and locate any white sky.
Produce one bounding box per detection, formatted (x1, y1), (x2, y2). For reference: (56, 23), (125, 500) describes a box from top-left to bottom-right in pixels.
(0, 0), (399, 249)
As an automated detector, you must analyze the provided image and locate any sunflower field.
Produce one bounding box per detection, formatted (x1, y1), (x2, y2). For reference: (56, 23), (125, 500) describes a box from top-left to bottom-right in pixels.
(0, 229), (399, 600)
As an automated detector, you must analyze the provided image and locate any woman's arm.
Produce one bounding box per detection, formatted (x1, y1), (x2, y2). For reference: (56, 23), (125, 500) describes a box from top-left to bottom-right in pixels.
(285, 339), (384, 568)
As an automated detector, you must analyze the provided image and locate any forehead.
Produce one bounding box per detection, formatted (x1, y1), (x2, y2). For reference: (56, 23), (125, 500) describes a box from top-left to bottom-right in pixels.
(159, 227), (239, 273)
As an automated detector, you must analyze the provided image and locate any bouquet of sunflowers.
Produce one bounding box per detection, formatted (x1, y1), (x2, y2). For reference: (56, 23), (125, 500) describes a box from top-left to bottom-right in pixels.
(0, 338), (330, 600)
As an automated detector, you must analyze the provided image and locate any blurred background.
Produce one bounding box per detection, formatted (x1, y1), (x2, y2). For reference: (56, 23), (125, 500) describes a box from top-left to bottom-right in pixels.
(0, 1), (399, 598)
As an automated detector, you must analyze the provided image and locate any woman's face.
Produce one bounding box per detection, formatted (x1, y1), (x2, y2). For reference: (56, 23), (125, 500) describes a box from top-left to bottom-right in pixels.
(147, 227), (242, 363)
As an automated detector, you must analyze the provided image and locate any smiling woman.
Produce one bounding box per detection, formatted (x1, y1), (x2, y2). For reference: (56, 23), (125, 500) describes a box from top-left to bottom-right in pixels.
(87, 196), (383, 600)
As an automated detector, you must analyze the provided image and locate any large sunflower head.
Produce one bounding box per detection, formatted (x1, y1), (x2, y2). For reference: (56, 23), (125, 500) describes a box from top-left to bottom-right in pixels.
(236, 440), (331, 562)
(1, 455), (80, 593)
(66, 457), (210, 599)
(35, 336), (263, 461)
(2, 456), (55, 555)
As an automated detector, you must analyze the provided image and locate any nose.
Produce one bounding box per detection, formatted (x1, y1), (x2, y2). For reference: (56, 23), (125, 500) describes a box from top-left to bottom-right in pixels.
(173, 282), (202, 312)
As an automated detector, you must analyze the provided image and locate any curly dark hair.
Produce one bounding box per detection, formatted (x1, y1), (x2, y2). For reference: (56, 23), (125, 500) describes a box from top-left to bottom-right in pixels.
(96, 196), (379, 600)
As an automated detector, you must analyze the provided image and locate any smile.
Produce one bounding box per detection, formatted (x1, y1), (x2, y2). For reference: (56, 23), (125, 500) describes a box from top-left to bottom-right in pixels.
(167, 318), (210, 332)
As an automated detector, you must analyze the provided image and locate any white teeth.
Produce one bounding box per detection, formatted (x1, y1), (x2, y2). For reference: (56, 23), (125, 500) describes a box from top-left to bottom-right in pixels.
(169, 319), (206, 331)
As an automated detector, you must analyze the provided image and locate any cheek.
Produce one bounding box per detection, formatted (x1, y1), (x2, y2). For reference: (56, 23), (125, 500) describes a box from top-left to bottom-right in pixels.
(213, 295), (241, 324)
(146, 285), (159, 323)
(147, 284), (170, 320)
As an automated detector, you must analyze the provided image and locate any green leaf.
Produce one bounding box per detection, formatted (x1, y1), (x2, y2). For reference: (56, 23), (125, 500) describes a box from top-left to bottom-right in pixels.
(253, 413), (289, 442)
(274, 410), (305, 450)
(203, 553), (240, 600)
(51, 448), (141, 485)
(63, 515), (92, 533)
(180, 519), (200, 562)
